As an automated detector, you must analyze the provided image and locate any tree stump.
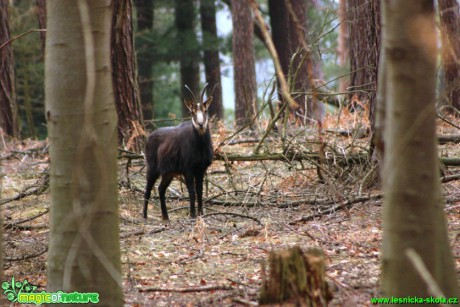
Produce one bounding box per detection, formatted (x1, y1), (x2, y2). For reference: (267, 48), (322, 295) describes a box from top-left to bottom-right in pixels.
(259, 246), (332, 306)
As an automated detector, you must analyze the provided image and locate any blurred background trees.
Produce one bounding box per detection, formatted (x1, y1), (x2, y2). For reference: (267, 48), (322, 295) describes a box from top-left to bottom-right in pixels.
(1, 0), (459, 140)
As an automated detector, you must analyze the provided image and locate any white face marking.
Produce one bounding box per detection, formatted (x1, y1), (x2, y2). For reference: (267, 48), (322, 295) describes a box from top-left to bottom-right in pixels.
(196, 109), (204, 125)
(191, 103), (208, 134)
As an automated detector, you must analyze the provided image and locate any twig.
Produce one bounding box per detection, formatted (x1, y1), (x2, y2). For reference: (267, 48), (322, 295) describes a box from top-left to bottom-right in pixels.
(0, 170), (49, 205)
(405, 248), (448, 307)
(176, 249), (204, 265)
(232, 297), (258, 306)
(138, 284), (232, 293)
(4, 209), (49, 227)
(201, 212), (261, 225)
(0, 29), (47, 50)
(441, 173), (460, 183)
(290, 193), (383, 224)
(5, 246), (48, 261)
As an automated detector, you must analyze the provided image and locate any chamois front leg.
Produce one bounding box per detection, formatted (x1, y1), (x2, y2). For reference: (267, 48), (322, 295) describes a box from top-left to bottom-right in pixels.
(184, 173), (196, 218)
(195, 172), (205, 216)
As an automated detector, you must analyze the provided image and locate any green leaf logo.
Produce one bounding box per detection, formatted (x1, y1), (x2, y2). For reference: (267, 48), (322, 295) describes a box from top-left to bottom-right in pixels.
(2, 277), (38, 302)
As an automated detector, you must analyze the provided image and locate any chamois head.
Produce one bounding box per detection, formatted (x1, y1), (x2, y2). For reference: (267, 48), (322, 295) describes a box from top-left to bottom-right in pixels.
(184, 84), (213, 135)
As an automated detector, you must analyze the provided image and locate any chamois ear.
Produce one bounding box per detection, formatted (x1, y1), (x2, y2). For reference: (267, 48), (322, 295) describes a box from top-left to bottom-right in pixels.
(203, 96), (213, 109)
(184, 98), (195, 113)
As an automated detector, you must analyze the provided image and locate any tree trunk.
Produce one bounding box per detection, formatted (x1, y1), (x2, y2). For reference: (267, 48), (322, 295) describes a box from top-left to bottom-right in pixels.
(175, 0), (200, 117)
(133, 0), (154, 126)
(337, 0), (348, 93)
(269, 0), (321, 125)
(232, 0), (257, 128)
(0, 0), (19, 138)
(259, 246), (332, 305)
(35, 0), (46, 54)
(348, 0), (380, 160)
(438, 0), (460, 113)
(45, 1), (123, 305)
(112, 0), (143, 152)
(381, 0), (459, 300)
(200, 0), (223, 120)
(347, 0), (380, 128)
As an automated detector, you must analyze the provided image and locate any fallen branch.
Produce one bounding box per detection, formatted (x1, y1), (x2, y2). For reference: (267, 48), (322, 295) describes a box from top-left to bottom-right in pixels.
(290, 193), (383, 224)
(438, 134), (460, 144)
(1, 170), (49, 205)
(5, 246), (48, 261)
(138, 284), (232, 293)
(4, 209), (49, 230)
(202, 212), (261, 225)
(441, 173), (460, 183)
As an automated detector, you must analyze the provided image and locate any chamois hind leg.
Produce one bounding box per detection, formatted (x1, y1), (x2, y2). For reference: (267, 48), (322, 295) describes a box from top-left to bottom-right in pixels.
(143, 170), (159, 219)
(184, 173), (196, 218)
(195, 172), (205, 216)
(158, 173), (174, 221)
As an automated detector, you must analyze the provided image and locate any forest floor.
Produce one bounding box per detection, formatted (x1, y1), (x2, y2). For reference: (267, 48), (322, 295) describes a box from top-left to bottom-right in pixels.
(1, 111), (460, 306)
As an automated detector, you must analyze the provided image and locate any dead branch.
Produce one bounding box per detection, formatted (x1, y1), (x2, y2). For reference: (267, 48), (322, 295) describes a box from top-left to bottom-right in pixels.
(249, 0), (299, 110)
(438, 134), (460, 144)
(5, 246), (48, 261)
(202, 212), (261, 225)
(441, 173), (460, 183)
(4, 223), (47, 230)
(138, 284), (232, 293)
(232, 297), (258, 306)
(289, 193), (383, 224)
(0, 170), (49, 205)
(441, 157), (460, 166)
(4, 209), (49, 228)
(120, 227), (166, 239)
(0, 29), (47, 50)
(117, 146), (460, 168)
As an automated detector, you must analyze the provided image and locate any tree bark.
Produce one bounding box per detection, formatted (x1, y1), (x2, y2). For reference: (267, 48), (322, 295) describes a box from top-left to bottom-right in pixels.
(133, 0), (154, 125)
(175, 0), (200, 117)
(259, 246), (332, 305)
(232, 0), (257, 128)
(45, 1), (123, 305)
(438, 0), (460, 113)
(381, 0), (459, 299)
(35, 0), (47, 54)
(111, 0), (143, 152)
(200, 0), (223, 120)
(347, 0), (380, 133)
(269, 0), (321, 125)
(0, 0), (19, 138)
(337, 0), (349, 93)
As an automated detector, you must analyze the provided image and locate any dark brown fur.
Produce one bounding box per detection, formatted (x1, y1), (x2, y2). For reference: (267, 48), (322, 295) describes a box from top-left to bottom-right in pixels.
(143, 93), (213, 220)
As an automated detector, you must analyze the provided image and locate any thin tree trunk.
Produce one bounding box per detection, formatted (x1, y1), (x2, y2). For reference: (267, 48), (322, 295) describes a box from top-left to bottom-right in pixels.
(112, 0), (143, 152)
(133, 0), (154, 125)
(0, 0), (19, 138)
(232, 0), (257, 128)
(337, 0), (348, 93)
(45, 1), (122, 305)
(381, 0), (459, 299)
(35, 0), (46, 54)
(438, 0), (460, 113)
(175, 0), (200, 117)
(200, 0), (223, 120)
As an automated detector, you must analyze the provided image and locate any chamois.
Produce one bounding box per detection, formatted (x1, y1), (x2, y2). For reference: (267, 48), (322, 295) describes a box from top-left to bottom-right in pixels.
(143, 85), (213, 220)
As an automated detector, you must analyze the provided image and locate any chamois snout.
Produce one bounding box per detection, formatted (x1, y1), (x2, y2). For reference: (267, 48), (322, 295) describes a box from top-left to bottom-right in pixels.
(143, 84), (214, 220)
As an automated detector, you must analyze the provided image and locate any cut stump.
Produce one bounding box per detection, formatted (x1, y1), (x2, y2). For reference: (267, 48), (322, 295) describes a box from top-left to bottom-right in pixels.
(259, 246), (332, 306)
